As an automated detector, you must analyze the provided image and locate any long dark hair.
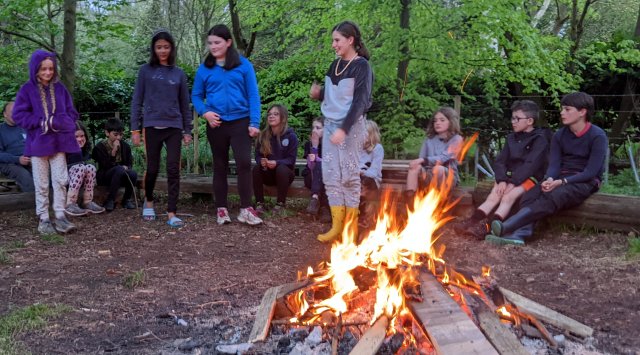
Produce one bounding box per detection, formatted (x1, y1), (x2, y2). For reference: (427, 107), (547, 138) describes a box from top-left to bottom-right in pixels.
(333, 21), (370, 60)
(149, 29), (176, 66)
(204, 24), (240, 70)
(76, 121), (92, 154)
(258, 104), (290, 157)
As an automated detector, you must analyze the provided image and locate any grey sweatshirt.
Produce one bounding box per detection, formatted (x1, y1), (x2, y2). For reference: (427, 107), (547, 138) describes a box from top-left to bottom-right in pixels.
(130, 64), (192, 133)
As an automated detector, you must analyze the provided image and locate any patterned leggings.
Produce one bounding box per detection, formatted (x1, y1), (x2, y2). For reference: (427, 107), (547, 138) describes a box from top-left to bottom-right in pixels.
(31, 153), (68, 221)
(67, 163), (97, 205)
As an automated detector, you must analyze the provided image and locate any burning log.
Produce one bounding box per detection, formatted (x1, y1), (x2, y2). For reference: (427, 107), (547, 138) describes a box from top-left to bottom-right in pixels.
(409, 272), (499, 355)
(499, 287), (594, 338)
(348, 316), (389, 355)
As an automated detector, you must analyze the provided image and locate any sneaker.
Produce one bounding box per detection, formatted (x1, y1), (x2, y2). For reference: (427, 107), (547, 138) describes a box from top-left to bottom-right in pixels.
(84, 201), (105, 214)
(217, 207), (232, 225)
(306, 197), (320, 215)
(54, 217), (77, 234)
(65, 203), (88, 217)
(123, 199), (136, 209)
(255, 202), (266, 216)
(238, 207), (263, 225)
(452, 218), (488, 240)
(38, 220), (57, 235)
(104, 199), (115, 212)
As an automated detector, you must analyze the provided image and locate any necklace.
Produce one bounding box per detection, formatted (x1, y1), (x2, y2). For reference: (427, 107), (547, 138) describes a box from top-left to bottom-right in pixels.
(334, 55), (358, 76)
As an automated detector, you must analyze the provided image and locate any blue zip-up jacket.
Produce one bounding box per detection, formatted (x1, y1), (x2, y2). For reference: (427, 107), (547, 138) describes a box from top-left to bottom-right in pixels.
(0, 123), (26, 164)
(255, 128), (299, 169)
(191, 56), (261, 129)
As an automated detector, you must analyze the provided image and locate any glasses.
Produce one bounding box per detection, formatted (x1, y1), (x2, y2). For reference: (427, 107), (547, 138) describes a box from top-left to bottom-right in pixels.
(267, 112), (280, 117)
(511, 116), (529, 122)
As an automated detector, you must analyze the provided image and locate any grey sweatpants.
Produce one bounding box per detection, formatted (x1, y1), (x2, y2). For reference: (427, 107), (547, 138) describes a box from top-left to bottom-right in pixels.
(321, 117), (366, 208)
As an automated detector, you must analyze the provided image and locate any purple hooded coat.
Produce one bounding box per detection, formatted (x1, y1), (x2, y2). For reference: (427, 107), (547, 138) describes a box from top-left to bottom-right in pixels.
(13, 50), (80, 157)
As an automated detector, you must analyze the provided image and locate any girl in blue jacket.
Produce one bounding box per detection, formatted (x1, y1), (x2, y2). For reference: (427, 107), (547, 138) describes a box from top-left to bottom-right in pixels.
(192, 24), (262, 226)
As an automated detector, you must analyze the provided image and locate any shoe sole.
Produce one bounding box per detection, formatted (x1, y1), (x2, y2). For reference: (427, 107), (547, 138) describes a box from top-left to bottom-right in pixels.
(86, 209), (105, 214)
(485, 234), (524, 245)
(65, 211), (88, 217)
(237, 217), (262, 226)
(54, 226), (77, 234)
(217, 219), (231, 225)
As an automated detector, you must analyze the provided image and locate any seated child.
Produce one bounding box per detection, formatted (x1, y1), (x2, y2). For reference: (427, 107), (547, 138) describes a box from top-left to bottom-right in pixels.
(359, 120), (384, 228)
(303, 117), (328, 216)
(252, 104), (299, 215)
(406, 107), (463, 200)
(65, 121), (105, 216)
(486, 92), (608, 245)
(453, 100), (549, 239)
(92, 118), (138, 212)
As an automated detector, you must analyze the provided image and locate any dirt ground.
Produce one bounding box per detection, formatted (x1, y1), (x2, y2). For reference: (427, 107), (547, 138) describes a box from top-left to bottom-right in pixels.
(0, 195), (639, 355)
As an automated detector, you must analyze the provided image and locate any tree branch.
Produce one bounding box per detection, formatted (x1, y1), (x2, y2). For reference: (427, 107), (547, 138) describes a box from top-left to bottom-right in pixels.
(0, 27), (55, 52)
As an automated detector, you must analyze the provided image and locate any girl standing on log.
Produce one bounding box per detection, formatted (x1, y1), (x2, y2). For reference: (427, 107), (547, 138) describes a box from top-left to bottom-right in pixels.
(131, 29), (193, 228)
(13, 49), (80, 235)
(310, 21), (373, 243)
(192, 24), (263, 226)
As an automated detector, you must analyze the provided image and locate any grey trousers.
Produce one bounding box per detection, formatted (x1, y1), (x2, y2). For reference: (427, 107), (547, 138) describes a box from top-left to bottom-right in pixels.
(321, 117), (366, 208)
(0, 162), (34, 192)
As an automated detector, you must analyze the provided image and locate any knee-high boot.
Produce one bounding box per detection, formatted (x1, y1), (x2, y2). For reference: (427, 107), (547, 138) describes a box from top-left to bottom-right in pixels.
(491, 207), (536, 237)
(318, 206), (346, 243)
(485, 223), (534, 245)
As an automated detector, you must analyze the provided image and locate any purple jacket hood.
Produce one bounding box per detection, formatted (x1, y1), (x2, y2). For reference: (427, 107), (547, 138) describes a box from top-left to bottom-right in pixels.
(28, 50), (58, 85)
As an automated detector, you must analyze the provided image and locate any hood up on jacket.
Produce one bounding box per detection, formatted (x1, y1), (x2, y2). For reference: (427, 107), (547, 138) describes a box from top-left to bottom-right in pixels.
(29, 50), (58, 85)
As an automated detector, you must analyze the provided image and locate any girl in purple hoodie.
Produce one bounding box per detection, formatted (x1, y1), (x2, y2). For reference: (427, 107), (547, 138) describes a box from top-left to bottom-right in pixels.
(13, 50), (80, 236)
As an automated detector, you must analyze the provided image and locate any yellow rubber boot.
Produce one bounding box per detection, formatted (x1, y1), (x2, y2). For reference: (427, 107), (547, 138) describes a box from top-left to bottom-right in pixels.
(317, 206), (346, 243)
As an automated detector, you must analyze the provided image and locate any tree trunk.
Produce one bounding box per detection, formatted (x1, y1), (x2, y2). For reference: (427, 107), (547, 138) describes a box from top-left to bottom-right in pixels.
(397, 0), (411, 97)
(61, 0), (77, 96)
(228, 0), (255, 57)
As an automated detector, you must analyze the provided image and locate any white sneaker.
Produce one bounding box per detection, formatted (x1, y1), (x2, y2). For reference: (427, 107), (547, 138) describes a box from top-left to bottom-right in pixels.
(238, 207), (263, 225)
(217, 207), (232, 225)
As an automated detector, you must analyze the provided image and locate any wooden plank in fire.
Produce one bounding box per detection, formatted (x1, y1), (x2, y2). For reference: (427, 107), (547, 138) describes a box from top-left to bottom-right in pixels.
(409, 272), (499, 355)
(476, 308), (529, 355)
(348, 316), (389, 355)
(499, 287), (594, 338)
(248, 285), (281, 343)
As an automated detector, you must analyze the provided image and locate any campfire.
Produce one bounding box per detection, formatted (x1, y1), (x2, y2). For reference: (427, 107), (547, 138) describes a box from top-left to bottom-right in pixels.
(245, 134), (594, 354)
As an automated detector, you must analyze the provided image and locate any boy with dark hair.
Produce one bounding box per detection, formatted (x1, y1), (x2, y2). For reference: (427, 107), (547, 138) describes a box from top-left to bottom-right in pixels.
(92, 118), (138, 211)
(486, 92), (608, 245)
(453, 100), (549, 239)
(0, 101), (35, 192)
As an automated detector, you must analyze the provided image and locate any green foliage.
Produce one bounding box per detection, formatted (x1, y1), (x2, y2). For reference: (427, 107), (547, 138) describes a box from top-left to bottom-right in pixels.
(601, 168), (640, 196)
(0, 248), (11, 265)
(41, 234), (65, 245)
(627, 237), (640, 258)
(0, 303), (69, 354)
(123, 269), (146, 289)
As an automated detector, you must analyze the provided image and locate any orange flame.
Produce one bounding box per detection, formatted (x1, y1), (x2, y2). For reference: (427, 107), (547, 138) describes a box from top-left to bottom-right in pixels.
(293, 134), (479, 328)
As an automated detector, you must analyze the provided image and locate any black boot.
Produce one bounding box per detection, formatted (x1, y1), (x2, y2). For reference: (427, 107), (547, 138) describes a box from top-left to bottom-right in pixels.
(485, 223), (533, 245)
(491, 207), (535, 237)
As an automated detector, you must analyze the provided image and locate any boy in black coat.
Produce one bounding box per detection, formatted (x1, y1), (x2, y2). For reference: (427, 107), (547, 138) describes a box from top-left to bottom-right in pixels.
(454, 100), (550, 239)
(92, 118), (138, 211)
(487, 92), (608, 245)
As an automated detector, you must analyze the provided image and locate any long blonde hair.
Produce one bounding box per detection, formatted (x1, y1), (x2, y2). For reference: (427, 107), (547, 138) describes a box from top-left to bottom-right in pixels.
(363, 120), (381, 153)
(258, 104), (289, 156)
(426, 106), (461, 140)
